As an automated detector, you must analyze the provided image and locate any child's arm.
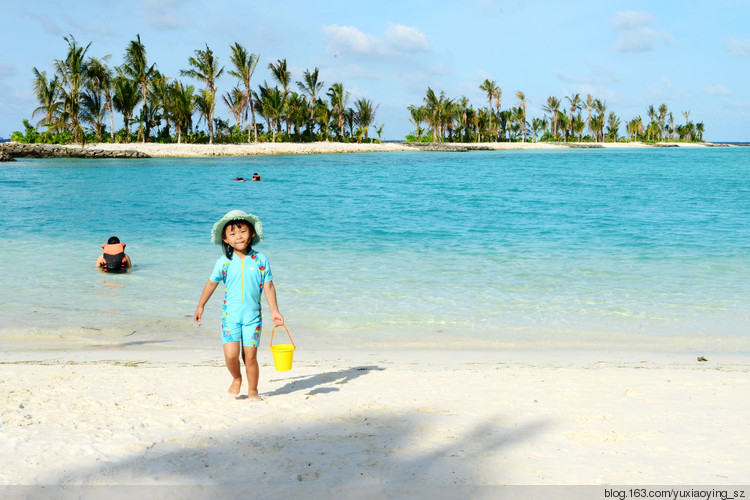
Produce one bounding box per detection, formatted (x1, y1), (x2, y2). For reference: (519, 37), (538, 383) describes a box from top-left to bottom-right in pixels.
(263, 280), (284, 326)
(194, 280), (219, 323)
(95, 255), (105, 268)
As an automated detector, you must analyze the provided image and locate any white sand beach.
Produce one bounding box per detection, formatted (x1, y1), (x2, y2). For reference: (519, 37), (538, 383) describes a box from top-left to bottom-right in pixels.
(1, 346), (748, 493)
(70, 140), (721, 157)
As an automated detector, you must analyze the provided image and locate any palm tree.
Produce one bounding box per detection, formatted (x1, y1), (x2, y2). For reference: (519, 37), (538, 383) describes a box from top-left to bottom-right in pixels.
(344, 108), (356, 139)
(531, 117), (546, 142)
(479, 79), (499, 140)
(606, 112), (621, 142)
(268, 59), (291, 135)
(81, 90), (106, 141)
(594, 99), (607, 141)
(194, 90), (214, 140)
(31, 68), (62, 131)
(327, 82), (349, 140)
(297, 68), (324, 125)
(112, 74), (141, 140)
(54, 35), (91, 143)
(228, 43), (260, 142)
(112, 74), (139, 139)
(646, 105), (657, 140)
(314, 99), (332, 141)
(658, 104), (668, 141)
(148, 72), (170, 137)
(86, 56), (115, 142)
(695, 122), (705, 142)
(423, 88), (452, 142)
(542, 96), (561, 140)
(589, 114), (603, 142)
(571, 114), (585, 141)
(407, 104), (425, 139)
(516, 91), (527, 142)
(169, 81), (195, 143)
(223, 86), (246, 129)
(682, 110), (691, 141)
(286, 92), (307, 140)
(121, 34), (157, 142)
(627, 116), (644, 141)
(455, 97), (470, 142)
(585, 94), (594, 138)
(354, 98), (378, 141)
(557, 112), (570, 141)
(258, 85), (284, 142)
(566, 93), (582, 138)
(181, 44), (224, 144)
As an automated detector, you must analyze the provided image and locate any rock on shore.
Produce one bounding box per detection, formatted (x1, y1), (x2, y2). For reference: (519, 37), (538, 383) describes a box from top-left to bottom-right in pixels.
(0, 142), (151, 160)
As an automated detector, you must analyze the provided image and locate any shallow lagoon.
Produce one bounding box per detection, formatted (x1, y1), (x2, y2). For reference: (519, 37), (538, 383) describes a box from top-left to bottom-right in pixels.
(1, 148), (748, 351)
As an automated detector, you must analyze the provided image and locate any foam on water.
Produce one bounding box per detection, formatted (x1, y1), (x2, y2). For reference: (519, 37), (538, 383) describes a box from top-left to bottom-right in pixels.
(1, 148), (749, 351)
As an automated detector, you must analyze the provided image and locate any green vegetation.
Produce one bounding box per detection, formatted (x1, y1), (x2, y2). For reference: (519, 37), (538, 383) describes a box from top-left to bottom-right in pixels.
(406, 79), (705, 143)
(15, 35), (382, 145)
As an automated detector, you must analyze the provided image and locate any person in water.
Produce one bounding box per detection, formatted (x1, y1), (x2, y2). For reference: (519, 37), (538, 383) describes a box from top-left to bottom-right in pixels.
(194, 210), (284, 400)
(95, 236), (131, 272)
(234, 177), (246, 182)
(252, 173), (261, 181)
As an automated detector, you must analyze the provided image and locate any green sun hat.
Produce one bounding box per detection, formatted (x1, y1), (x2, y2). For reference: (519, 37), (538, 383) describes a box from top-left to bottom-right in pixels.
(211, 210), (264, 246)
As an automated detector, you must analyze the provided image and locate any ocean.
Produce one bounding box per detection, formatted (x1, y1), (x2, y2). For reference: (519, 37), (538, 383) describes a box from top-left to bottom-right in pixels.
(1, 148), (749, 352)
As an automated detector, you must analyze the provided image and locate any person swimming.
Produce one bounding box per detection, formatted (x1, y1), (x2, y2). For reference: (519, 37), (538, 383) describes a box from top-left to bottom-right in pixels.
(96, 236), (131, 273)
(252, 173), (261, 181)
(234, 177), (246, 182)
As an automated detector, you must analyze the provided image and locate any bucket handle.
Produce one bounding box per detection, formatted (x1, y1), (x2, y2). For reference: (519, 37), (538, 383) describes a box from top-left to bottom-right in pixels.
(270, 324), (295, 349)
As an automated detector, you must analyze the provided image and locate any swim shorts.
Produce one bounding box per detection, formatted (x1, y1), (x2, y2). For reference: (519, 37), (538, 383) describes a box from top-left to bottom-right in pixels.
(221, 317), (262, 347)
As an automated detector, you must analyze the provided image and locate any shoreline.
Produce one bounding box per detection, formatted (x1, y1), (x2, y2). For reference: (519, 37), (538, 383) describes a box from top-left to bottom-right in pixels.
(74, 140), (736, 158)
(1, 346), (748, 486)
(0, 140), (739, 160)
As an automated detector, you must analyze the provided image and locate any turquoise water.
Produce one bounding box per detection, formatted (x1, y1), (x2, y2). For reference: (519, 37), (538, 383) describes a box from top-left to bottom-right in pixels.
(1, 148), (749, 351)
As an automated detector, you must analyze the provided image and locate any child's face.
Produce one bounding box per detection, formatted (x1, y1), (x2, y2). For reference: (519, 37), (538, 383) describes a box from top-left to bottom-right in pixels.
(223, 222), (254, 252)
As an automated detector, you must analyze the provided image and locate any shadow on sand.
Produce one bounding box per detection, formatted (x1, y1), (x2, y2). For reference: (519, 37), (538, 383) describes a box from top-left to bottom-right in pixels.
(265, 365), (385, 397)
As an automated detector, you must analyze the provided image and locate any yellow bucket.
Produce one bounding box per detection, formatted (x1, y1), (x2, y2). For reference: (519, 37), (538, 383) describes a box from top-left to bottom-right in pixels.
(269, 325), (295, 371)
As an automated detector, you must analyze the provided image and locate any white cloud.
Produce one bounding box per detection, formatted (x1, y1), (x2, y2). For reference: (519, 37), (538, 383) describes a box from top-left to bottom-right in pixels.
(613, 28), (672, 52)
(24, 12), (63, 36)
(611, 11), (671, 53)
(139, 0), (193, 30)
(724, 37), (750, 57)
(704, 84), (731, 96)
(323, 25), (388, 56)
(612, 11), (653, 30)
(62, 15), (119, 38)
(0, 63), (16, 80)
(556, 62), (620, 85)
(322, 24), (430, 58)
(385, 24), (430, 52)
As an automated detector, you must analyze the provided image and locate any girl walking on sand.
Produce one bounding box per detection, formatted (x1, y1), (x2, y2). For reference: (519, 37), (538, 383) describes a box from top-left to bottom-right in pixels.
(194, 210), (284, 400)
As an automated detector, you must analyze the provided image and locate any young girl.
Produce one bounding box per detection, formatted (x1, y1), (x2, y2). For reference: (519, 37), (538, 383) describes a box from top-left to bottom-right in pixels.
(194, 210), (284, 400)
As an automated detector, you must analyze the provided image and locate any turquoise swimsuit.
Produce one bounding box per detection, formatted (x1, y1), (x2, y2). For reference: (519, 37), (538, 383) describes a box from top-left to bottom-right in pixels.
(210, 249), (273, 347)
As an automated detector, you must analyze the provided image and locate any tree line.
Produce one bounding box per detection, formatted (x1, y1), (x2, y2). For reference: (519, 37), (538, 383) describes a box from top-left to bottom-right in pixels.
(16, 35), (381, 145)
(407, 79), (705, 143)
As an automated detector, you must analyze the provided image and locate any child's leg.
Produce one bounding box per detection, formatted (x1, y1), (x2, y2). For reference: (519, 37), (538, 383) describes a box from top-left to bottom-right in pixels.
(223, 341), (243, 396)
(243, 346), (261, 401)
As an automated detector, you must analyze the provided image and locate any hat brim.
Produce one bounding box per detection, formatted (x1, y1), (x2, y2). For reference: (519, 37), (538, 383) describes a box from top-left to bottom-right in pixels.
(211, 210), (264, 246)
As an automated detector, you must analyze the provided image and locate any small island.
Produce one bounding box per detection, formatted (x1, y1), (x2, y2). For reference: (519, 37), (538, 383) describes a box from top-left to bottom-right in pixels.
(6, 34), (721, 160)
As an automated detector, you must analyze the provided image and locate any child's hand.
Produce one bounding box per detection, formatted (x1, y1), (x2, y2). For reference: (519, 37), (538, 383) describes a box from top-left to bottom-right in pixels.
(272, 312), (284, 326)
(194, 306), (204, 323)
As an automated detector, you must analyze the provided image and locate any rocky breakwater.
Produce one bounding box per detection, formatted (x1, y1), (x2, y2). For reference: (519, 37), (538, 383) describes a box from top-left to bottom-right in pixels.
(406, 142), (492, 152)
(0, 143), (151, 161)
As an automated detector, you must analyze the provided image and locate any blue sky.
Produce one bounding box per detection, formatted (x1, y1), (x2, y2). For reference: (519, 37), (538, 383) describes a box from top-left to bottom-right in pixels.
(1, 0), (748, 141)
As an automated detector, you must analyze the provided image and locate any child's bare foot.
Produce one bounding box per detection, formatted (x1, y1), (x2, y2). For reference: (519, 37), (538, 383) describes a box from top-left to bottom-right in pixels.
(248, 392), (263, 402)
(228, 378), (242, 396)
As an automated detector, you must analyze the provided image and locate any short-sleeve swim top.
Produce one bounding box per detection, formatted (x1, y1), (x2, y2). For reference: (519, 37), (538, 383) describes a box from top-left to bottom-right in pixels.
(210, 250), (273, 323)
